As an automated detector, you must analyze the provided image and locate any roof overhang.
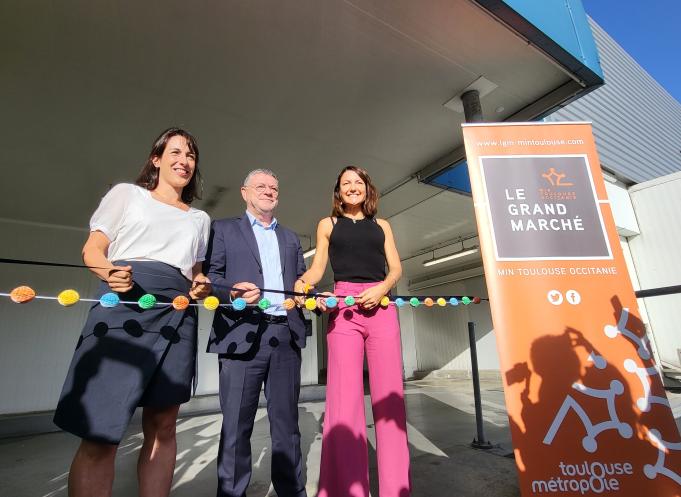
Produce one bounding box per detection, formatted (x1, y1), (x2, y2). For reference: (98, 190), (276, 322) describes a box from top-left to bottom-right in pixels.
(2, 0), (602, 278)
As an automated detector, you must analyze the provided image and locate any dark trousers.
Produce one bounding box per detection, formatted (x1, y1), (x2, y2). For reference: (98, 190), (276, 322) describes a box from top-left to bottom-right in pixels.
(216, 322), (306, 497)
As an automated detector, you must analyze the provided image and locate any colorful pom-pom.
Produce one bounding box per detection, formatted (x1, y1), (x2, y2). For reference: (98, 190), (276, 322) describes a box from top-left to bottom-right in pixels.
(57, 289), (80, 307)
(99, 292), (120, 308)
(303, 283), (312, 294)
(325, 296), (338, 308)
(472, 296), (481, 304)
(344, 295), (355, 306)
(462, 296), (471, 305)
(172, 295), (190, 310)
(138, 293), (156, 309)
(283, 298), (296, 310)
(449, 297), (459, 306)
(436, 297), (446, 307)
(409, 297), (420, 307)
(258, 298), (271, 310)
(204, 296), (220, 310)
(380, 296), (390, 307)
(232, 297), (247, 311)
(424, 297), (434, 307)
(305, 298), (317, 311)
(394, 297), (405, 307)
(10, 286), (36, 304)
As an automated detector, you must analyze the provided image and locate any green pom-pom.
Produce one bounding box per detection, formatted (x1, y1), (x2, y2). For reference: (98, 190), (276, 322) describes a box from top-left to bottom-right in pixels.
(344, 295), (355, 306)
(138, 293), (157, 309)
(462, 296), (471, 305)
(409, 297), (420, 307)
(258, 298), (271, 310)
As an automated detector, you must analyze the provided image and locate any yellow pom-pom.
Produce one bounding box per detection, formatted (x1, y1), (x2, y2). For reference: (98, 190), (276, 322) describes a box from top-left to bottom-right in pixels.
(57, 289), (80, 307)
(203, 296), (220, 310)
(305, 297), (317, 311)
(303, 283), (312, 294)
(380, 296), (390, 307)
(283, 298), (296, 310)
(172, 295), (189, 310)
(10, 286), (36, 304)
(436, 297), (446, 307)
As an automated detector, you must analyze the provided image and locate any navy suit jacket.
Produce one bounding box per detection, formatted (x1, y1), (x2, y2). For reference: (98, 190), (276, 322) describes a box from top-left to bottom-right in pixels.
(204, 214), (307, 353)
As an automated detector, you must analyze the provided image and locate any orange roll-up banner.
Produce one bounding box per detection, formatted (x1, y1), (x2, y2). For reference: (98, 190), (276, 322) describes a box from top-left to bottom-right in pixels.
(462, 122), (681, 496)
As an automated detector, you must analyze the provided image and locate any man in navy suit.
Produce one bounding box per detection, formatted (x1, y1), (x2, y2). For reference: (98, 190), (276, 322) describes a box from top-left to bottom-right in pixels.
(205, 169), (308, 497)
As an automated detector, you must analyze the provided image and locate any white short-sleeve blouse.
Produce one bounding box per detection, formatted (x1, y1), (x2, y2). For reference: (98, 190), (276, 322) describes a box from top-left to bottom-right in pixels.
(89, 183), (211, 281)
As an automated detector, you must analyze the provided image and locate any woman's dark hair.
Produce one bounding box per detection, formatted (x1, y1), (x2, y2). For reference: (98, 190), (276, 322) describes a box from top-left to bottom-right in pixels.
(331, 165), (378, 218)
(135, 127), (202, 204)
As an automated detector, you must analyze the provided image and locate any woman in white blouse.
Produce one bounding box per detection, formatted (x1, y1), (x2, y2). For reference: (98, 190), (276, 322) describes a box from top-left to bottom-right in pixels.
(54, 128), (211, 497)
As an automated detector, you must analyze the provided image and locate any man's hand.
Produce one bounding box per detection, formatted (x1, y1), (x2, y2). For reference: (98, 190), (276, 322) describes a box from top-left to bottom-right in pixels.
(294, 279), (312, 306)
(232, 282), (261, 304)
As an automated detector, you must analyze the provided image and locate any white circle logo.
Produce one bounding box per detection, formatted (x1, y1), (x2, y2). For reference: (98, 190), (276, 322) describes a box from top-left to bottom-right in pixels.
(566, 289), (581, 305)
(548, 290), (563, 305)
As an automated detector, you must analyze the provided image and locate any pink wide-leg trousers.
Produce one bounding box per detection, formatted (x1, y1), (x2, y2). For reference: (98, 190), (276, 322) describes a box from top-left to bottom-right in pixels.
(317, 281), (411, 497)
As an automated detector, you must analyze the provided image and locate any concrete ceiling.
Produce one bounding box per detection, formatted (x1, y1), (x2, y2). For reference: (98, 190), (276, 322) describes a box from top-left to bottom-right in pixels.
(1, 0), (586, 281)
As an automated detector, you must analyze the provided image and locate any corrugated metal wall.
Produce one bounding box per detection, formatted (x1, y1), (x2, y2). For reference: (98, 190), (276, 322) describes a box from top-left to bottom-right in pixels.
(627, 172), (681, 369)
(546, 20), (681, 183)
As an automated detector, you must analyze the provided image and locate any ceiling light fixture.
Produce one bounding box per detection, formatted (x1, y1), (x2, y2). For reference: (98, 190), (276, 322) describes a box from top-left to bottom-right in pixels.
(422, 243), (479, 267)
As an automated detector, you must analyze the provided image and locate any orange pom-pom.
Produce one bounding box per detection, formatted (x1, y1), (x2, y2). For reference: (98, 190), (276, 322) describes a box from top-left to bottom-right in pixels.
(424, 297), (434, 307)
(172, 295), (190, 310)
(283, 298), (296, 310)
(10, 286), (36, 304)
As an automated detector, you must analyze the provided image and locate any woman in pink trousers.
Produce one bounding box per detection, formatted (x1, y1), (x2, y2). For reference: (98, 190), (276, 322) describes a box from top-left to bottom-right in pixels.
(295, 166), (410, 497)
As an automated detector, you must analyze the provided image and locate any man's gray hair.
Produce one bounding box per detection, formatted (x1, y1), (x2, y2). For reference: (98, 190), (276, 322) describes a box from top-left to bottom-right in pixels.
(243, 168), (278, 186)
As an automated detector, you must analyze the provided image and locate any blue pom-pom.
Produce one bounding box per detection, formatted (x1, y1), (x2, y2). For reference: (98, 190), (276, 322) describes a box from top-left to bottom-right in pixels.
(449, 297), (459, 306)
(325, 296), (338, 308)
(394, 297), (405, 307)
(232, 298), (247, 311)
(100, 292), (120, 308)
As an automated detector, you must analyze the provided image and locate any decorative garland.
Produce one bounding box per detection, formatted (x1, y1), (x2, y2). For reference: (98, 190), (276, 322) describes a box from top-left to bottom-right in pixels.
(1, 258), (485, 312)
(3, 286), (482, 311)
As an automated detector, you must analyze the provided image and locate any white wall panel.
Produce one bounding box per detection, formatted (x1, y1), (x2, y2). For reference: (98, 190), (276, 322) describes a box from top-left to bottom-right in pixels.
(627, 173), (681, 368)
(407, 273), (497, 373)
(0, 220), (93, 414)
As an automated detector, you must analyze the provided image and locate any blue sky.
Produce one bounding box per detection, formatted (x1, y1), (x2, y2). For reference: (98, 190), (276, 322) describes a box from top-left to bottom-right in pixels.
(582, 0), (681, 102)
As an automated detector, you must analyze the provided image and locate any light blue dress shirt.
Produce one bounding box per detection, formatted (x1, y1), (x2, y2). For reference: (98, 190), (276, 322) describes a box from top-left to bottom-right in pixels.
(246, 211), (286, 315)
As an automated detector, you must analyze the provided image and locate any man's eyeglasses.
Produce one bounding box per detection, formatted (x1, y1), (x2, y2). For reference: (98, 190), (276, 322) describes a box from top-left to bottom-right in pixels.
(249, 184), (279, 195)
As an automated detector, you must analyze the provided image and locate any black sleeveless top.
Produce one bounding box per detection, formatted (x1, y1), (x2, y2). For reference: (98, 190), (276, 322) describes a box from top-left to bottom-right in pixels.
(329, 216), (386, 282)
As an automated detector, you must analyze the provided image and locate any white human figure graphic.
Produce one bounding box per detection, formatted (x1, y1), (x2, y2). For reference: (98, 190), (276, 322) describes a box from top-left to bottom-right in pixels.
(623, 359), (671, 412)
(604, 307), (651, 360)
(644, 429), (681, 485)
(542, 310), (679, 486)
(543, 379), (632, 452)
(587, 352), (606, 369)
